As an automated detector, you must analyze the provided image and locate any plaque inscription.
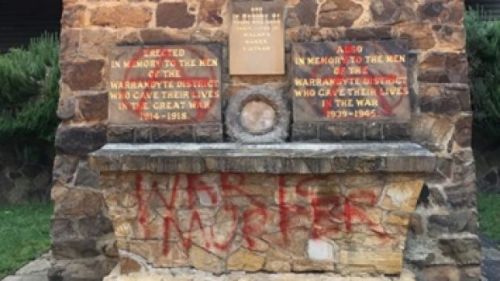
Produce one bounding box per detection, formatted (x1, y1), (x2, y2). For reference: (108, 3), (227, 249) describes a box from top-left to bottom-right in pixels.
(108, 45), (222, 125)
(229, 0), (285, 75)
(292, 40), (410, 123)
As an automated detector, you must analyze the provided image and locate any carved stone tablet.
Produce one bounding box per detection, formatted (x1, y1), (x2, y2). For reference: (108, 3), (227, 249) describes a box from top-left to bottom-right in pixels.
(292, 40), (411, 141)
(108, 45), (222, 126)
(229, 0), (285, 75)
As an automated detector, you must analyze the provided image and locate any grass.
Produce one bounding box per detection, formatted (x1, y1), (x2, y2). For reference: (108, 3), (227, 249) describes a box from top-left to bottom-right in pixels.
(478, 192), (500, 241)
(0, 202), (53, 278)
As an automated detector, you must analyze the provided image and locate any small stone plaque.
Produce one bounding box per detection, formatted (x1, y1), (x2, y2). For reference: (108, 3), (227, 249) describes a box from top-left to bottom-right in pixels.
(292, 40), (410, 123)
(108, 45), (222, 125)
(229, 0), (285, 75)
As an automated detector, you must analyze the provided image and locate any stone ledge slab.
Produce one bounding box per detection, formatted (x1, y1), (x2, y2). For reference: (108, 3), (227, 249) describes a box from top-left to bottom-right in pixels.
(90, 142), (436, 174)
(103, 267), (416, 281)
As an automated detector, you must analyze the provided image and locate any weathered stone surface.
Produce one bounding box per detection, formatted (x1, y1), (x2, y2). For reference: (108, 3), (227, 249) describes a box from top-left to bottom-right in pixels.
(52, 154), (79, 184)
(96, 171), (424, 274)
(73, 160), (99, 188)
(411, 114), (455, 151)
(419, 52), (468, 83)
(57, 97), (76, 120)
(339, 251), (403, 275)
(345, 27), (392, 40)
(104, 268), (418, 281)
(370, 0), (415, 24)
(139, 29), (190, 45)
(55, 125), (107, 156)
(156, 2), (195, 29)
(444, 181), (477, 208)
(198, 0), (226, 27)
(453, 114), (473, 147)
(62, 60), (105, 91)
(288, 0), (318, 26)
(90, 143), (436, 174)
(75, 92), (108, 121)
(61, 4), (86, 28)
(394, 23), (436, 50)
(419, 84), (470, 115)
(90, 5), (152, 28)
(421, 265), (460, 281)
(318, 0), (363, 27)
(227, 248), (266, 271)
(52, 184), (104, 218)
(48, 256), (117, 281)
(417, 0), (464, 24)
(188, 246), (223, 273)
(438, 237), (481, 265)
(427, 210), (478, 237)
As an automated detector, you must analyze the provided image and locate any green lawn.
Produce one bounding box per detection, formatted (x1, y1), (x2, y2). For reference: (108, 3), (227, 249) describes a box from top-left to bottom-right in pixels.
(0, 202), (52, 278)
(478, 192), (500, 241)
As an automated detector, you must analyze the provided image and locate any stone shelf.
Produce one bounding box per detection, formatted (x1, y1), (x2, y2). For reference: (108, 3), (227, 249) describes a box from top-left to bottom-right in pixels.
(90, 142), (436, 174)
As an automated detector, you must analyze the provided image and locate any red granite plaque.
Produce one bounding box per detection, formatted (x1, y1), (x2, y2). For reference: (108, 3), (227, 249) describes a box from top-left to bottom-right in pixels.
(292, 40), (410, 123)
(108, 45), (222, 125)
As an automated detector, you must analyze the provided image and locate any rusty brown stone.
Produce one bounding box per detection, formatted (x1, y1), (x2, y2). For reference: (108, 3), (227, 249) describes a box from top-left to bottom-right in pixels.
(75, 92), (109, 122)
(318, 0), (363, 27)
(90, 5), (152, 28)
(156, 2), (196, 29)
(61, 4), (87, 28)
(62, 60), (105, 91)
(198, 0), (226, 26)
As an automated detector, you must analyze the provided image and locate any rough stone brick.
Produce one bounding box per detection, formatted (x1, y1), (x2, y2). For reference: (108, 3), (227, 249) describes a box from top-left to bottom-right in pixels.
(55, 125), (107, 156)
(62, 60), (105, 91)
(90, 5), (152, 28)
(156, 2), (195, 29)
(318, 0), (363, 27)
(438, 237), (481, 265)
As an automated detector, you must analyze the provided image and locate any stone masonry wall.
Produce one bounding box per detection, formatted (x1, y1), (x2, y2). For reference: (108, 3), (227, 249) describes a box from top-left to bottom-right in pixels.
(51, 0), (479, 280)
(101, 172), (423, 275)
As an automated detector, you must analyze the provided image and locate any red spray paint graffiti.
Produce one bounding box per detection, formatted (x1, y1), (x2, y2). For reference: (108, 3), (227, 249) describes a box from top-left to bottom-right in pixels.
(132, 173), (389, 255)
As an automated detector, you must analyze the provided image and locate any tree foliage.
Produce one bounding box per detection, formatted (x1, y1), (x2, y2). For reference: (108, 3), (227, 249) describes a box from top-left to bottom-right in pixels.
(0, 33), (59, 145)
(465, 11), (500, 143)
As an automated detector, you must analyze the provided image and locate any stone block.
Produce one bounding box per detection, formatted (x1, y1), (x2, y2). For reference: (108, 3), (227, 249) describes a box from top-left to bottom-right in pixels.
(52, 183), (104, 218)
(418, 52), (468, 83)
(156, 2), (195, 29)
(55, 125), (107, 156)
(90, 5), (152, 28)
(438, 237), (481, 265)
(61, 60), (105, 91)
(318, 0), (363, 27)
(227, 248), (266, 272)
(75, 92), (108, 122)
(291, 123), (318, 141)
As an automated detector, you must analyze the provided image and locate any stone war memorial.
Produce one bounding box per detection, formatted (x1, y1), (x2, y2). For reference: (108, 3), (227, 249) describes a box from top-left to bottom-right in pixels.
(52, 1), (479, 281)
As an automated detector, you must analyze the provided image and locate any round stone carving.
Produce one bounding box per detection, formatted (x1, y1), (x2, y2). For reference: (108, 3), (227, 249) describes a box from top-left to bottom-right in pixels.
(226, 86), (289, 143)
(240, 100), (277, 135)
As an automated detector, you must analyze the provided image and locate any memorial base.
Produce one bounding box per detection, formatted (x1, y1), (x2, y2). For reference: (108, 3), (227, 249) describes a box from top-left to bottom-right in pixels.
(90, 143), (435, 279)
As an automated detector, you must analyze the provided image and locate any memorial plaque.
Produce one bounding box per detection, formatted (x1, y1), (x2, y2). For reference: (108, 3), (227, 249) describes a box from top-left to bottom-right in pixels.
(108, 45), (222, 125)
(292, 40), (410, 123)
(229, 0), (285, 75)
